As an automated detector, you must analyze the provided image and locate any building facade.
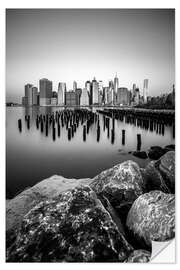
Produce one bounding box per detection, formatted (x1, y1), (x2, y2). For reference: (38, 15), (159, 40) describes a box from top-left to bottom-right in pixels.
(80, 88), (89, 106)
(117, 88), (129, 105)
(39, 78), (52, 106)
(143, 79), (149, 103)
(66, 91), (76, 106)
(58, 82), (66, 105)
(92, 78), (99, 104)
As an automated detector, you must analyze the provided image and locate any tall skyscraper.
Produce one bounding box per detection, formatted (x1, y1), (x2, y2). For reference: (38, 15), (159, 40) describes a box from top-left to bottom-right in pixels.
(73, 81), (77, 92)
(109, 80), (114, 105)
(114, 73), (119, 93)
(58, 82), (66, 105)
(134, 88), (140, 105)
(32, 87), (38, 105)
(85, 81), (92, 105)
(39, 78), (52, 106)
(25, 84), (33, 105)
(80, 88), (89, 106)
(92, 77), (99, 104)
(75, 88), (82, 106)
(143, 79), (149, 103)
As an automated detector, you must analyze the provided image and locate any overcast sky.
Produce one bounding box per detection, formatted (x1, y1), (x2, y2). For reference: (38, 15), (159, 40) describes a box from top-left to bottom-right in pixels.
(6, 9), (175, 102)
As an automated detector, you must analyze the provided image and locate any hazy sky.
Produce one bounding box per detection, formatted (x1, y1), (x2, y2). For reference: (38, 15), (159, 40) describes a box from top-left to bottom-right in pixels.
(6, 9), (175, 102)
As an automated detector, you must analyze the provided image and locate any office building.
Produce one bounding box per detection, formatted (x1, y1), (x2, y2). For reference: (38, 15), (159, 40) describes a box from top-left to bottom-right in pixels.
(80, 88), (89, 106)
(75, 88), (82, 106)
(66, 91), (76, 106)
(51, 97), (57, 105)
(134, 88), (140, 105)
(32, 87), (38, 105)
(117, 88), (129, 105)
(114, 74), (119, 94)
(39, 78), (52, 106)
(85, 80), (92, 105)
(25, 84), (33, 105)
(73, 81), (77, 92)
(92, 77), (99, 104)
(22, 96), (28, 106)
(58, 82), (66, 105)
(143, 79), (149, 103)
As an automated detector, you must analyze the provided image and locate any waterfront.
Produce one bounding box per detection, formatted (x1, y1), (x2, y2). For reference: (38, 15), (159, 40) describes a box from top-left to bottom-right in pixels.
(6, 106), (175, 198)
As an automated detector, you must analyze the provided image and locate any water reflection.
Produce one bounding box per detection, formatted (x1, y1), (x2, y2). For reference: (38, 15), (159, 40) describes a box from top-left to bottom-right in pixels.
(6, 106), (175, 199)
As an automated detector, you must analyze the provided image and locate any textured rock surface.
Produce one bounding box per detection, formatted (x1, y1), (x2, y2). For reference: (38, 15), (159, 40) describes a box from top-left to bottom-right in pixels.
(90, 161), (145, 223)
(126, 191), (175, 247)
(125, 249), (151, 263)
(142, 161), (170, 193)
(6, 175), (93, 246)
(7, 186), (133, 262)
(158, 151), (175, 193)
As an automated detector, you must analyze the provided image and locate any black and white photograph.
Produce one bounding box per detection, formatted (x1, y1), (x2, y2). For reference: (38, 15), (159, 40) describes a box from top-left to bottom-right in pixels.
(5, 8), (175, 263)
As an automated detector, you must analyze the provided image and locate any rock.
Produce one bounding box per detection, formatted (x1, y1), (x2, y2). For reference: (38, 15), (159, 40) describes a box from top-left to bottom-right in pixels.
(125, 249), (151, 262)
(132, 151), (148, 159)
(126, 191), (175, 247)
(158, 151), (175, 193)
(148, 146), (166, 160)
(142, 161), (170, 193)
(164, 144), (175, 152)
(90, 161), (145, 224)
(6, 175), (93, 247)
(7, 186), (133, 262)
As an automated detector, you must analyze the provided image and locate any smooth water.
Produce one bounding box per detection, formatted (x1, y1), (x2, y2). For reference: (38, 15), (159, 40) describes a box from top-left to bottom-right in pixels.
(6, 106), (174, 198)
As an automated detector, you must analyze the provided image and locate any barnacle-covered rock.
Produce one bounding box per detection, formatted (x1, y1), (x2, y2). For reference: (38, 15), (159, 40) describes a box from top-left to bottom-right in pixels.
(7, 186), (132, 262)
(90, 161), (145, 223)
(158, 151), (175, 193)
(125, 249), (151, 263)
(126, 191), (175, 247)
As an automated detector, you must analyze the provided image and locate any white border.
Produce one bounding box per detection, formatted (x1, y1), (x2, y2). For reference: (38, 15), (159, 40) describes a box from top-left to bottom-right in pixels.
(0, 1), (179, 269)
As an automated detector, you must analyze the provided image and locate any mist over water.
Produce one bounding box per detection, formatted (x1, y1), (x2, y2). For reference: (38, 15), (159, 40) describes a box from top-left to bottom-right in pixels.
(6, 106), (174, 198)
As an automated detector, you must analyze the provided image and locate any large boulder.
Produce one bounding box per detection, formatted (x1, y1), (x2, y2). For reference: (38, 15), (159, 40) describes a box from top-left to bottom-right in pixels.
(148, 146), (166, 160)
(158, 151), (175, 193)
(142, 161), (170, 193)
(126, 191), (175, 247)
(125, 249), (151, 263)
(6, 175), (93, 247)
(90, 161), (145, 224)
(7, 186), (133, 262)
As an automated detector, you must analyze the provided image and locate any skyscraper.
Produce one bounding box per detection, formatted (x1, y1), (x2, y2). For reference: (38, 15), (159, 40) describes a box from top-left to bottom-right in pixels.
(85, 81), (92, 105)
(117, 88), (129, 105)
(114, 74), (119, 93)
(73, 81), (77, 92)
(39, 78), (52, 106)
(143, 79), (149, 103)
(109, 80), (114, 105)
(92, 77), (99, 104)
(25, 84), (33, 106)
(58, 82), (66, 105)
(32, 87), (38, 105)
(80, 88), (89, 106)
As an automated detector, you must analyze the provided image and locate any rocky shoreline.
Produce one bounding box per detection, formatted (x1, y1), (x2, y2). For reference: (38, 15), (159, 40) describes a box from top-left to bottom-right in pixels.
(6, 150), (175, 262)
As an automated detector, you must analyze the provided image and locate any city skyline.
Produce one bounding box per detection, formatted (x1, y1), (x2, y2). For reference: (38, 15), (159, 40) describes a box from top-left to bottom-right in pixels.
(6, 9), (175, 102)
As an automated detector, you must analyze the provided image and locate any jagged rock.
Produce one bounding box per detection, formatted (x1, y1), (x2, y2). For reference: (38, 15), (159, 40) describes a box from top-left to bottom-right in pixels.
(158, 151), (175, 193)
(132, 151), (148, 159)
(148, 146), (166, 160)
(90, 161), (145, 224)
(6, 175), (93, 247)
(125, 249), (151, 262)
(126, 191), (175, 247)
(7, 186), (133, 262)
(142, 161), (170, 193)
